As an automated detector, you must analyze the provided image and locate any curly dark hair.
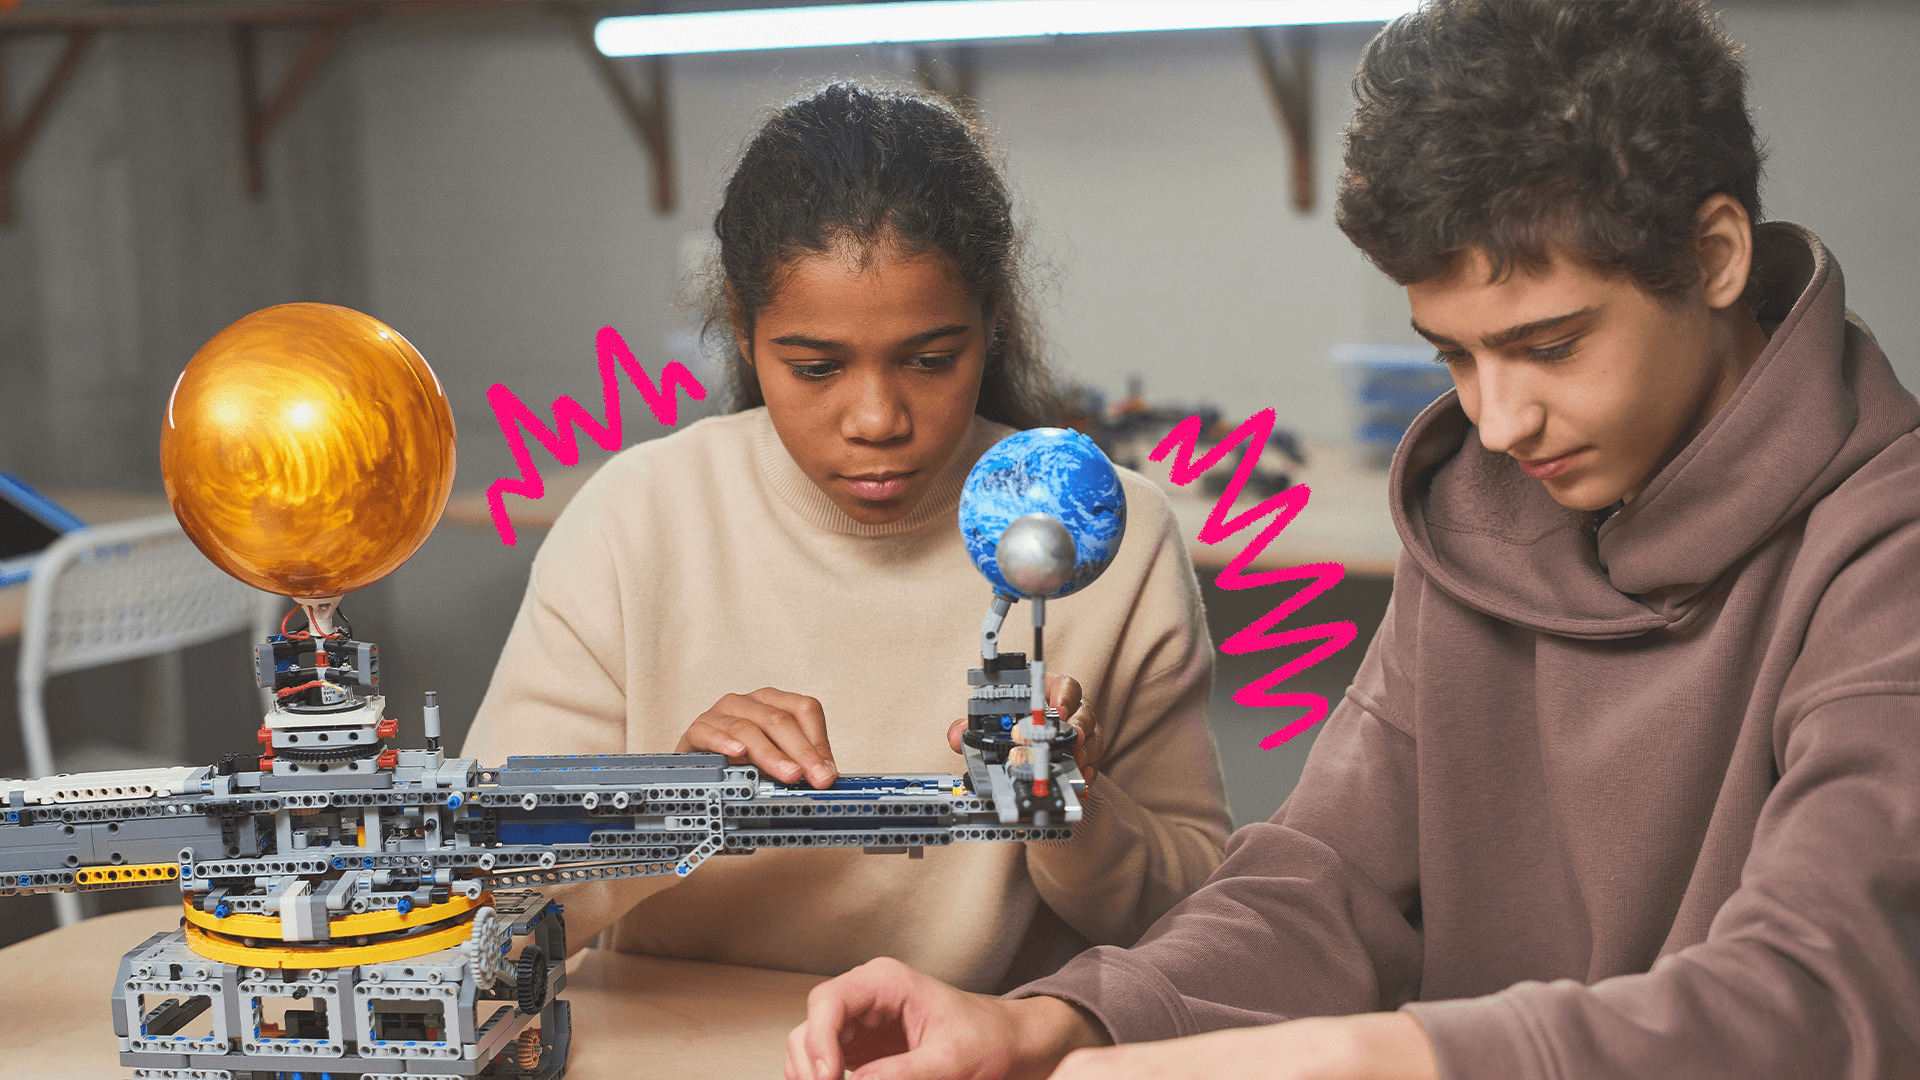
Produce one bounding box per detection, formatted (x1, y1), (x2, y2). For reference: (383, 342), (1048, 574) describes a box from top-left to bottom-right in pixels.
(704, 81), (1054, 430)
(1336, 0), (1766, 297)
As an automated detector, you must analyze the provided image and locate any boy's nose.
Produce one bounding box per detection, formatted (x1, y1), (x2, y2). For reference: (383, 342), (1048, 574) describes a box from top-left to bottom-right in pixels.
(1470, 366), (1547, 457)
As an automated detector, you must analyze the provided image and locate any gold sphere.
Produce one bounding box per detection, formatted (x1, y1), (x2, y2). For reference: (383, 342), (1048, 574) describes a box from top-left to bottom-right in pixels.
(160, 303), (456, 600)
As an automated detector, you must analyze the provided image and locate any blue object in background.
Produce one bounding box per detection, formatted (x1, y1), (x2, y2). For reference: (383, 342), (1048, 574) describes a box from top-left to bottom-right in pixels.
(0, 473), (86, 587)
(1332, 344), (1456, 468)
(959, 428), (1126, 598)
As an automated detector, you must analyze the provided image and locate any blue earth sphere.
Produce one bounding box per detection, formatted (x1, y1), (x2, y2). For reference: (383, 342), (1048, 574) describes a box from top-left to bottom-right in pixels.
(960, 428), (1127, 598)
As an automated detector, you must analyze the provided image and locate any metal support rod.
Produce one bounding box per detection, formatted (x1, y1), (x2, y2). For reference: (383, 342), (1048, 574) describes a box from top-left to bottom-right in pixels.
(1030, 595), (1045, 661)
(0, 27), (95, 228)
(1028, 595), (1049, 798)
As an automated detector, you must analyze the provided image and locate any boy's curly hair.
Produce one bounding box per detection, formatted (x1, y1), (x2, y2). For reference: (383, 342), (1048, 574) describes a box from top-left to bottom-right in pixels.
(1336, 0), (1766, 296)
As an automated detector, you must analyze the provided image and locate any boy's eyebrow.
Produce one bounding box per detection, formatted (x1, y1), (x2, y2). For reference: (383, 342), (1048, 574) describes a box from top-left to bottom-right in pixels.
(1410, 307), (1597, 349)
(769, 324), (974, 351)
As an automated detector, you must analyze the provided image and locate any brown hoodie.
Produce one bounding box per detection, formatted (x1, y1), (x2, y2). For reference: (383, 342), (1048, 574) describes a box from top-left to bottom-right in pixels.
(1017, 223), (1920, 1078)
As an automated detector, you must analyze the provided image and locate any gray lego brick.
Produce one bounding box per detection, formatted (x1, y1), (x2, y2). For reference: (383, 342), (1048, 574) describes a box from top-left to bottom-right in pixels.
(258, 771), (395, 792)
(495, 753), (729, 786)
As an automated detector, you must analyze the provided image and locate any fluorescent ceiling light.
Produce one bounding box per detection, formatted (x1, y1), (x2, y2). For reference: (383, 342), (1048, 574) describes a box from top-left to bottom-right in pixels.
(595, 1), (1419, 57)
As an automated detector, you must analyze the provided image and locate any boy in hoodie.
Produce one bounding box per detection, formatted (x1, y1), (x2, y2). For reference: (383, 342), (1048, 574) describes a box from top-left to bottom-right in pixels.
(784, 1), (1920, 1078)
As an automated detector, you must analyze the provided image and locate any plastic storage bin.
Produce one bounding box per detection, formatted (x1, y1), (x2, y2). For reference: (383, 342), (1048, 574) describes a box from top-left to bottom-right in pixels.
(1332, 344), (1454, 469)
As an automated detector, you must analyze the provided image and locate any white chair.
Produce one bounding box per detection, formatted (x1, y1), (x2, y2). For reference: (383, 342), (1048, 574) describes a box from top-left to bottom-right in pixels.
(15, 513), (280, 925)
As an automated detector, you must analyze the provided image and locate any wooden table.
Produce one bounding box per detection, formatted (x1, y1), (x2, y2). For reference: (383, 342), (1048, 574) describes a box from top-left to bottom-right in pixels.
(0, 491), (175, 642)
(0, 905), (827, 1079)
(445, 442), (1401, 578)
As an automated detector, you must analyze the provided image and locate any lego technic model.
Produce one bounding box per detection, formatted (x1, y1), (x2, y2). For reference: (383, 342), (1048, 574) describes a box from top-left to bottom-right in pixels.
(0, 301), (1124, 1079)
(0, 481), (1111, 1080)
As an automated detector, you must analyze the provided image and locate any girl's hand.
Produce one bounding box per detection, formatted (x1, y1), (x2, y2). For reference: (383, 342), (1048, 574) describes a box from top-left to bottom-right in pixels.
(948, 672), (1106, 789)
(679, 688), (838, 789)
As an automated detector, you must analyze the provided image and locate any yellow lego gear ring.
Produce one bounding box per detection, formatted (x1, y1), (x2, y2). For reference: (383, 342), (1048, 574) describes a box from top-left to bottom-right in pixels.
(180, 889), (487, 939)
(182, 907), (483, 969)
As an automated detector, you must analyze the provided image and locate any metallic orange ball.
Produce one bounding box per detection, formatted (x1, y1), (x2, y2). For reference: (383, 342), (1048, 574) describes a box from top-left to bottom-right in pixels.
(160, 303), (456, 600)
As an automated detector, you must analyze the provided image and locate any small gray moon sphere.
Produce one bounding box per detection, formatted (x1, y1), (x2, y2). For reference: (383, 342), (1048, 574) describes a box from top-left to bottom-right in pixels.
(996, 514), (1077, 598)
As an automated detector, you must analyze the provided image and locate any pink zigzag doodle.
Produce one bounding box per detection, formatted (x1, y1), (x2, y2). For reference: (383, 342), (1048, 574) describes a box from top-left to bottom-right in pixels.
(486, 326), (707, 546)
(1151, 409), (1358, 748)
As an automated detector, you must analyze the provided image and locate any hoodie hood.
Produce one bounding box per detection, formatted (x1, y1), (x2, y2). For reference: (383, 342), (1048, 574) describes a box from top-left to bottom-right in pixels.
(1390, 222), (1920, 639)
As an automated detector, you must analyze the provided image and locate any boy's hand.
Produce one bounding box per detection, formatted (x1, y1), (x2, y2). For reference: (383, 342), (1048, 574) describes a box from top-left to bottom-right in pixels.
(1047, 1013), (1438, 1080)
(678, 687), (837, 789)
(786, 957), (1108, 1080)
(947, 672), (1106, 788)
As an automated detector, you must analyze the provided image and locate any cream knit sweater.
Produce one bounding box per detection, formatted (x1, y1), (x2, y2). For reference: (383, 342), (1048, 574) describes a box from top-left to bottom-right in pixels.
(463, 407), (1230, 992)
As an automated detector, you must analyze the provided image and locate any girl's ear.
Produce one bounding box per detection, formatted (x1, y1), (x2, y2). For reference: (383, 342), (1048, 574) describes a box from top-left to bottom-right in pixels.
(726, 282), (751, 365)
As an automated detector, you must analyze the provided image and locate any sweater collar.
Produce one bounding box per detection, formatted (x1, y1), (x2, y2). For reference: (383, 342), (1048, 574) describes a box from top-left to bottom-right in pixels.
(751, 407), (1004, 538)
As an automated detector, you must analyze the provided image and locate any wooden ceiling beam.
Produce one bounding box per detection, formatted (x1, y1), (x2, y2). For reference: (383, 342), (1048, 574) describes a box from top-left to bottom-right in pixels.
(0, 0), (674, 225)
(561, 7), (675, 216)
(1247, 25), (1315, 215)
(0, 2), (538, 32)
(232, 14), (354, 198)
(0, 27), (96, 228)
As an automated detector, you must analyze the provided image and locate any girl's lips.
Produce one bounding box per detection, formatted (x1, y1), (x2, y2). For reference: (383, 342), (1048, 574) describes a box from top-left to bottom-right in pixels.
(1518, 449), (1583, 480)
(842, 474), (913, 500)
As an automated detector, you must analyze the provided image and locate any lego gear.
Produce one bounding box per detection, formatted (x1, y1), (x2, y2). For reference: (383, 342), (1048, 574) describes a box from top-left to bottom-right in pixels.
(516, 945), (548, 1014)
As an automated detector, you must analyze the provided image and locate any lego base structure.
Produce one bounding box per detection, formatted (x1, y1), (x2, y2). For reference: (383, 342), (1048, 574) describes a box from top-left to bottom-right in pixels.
(0, 904), (870, 1079)
(114, 892), (568, 1079)
(3, 604), (1082, 1080)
